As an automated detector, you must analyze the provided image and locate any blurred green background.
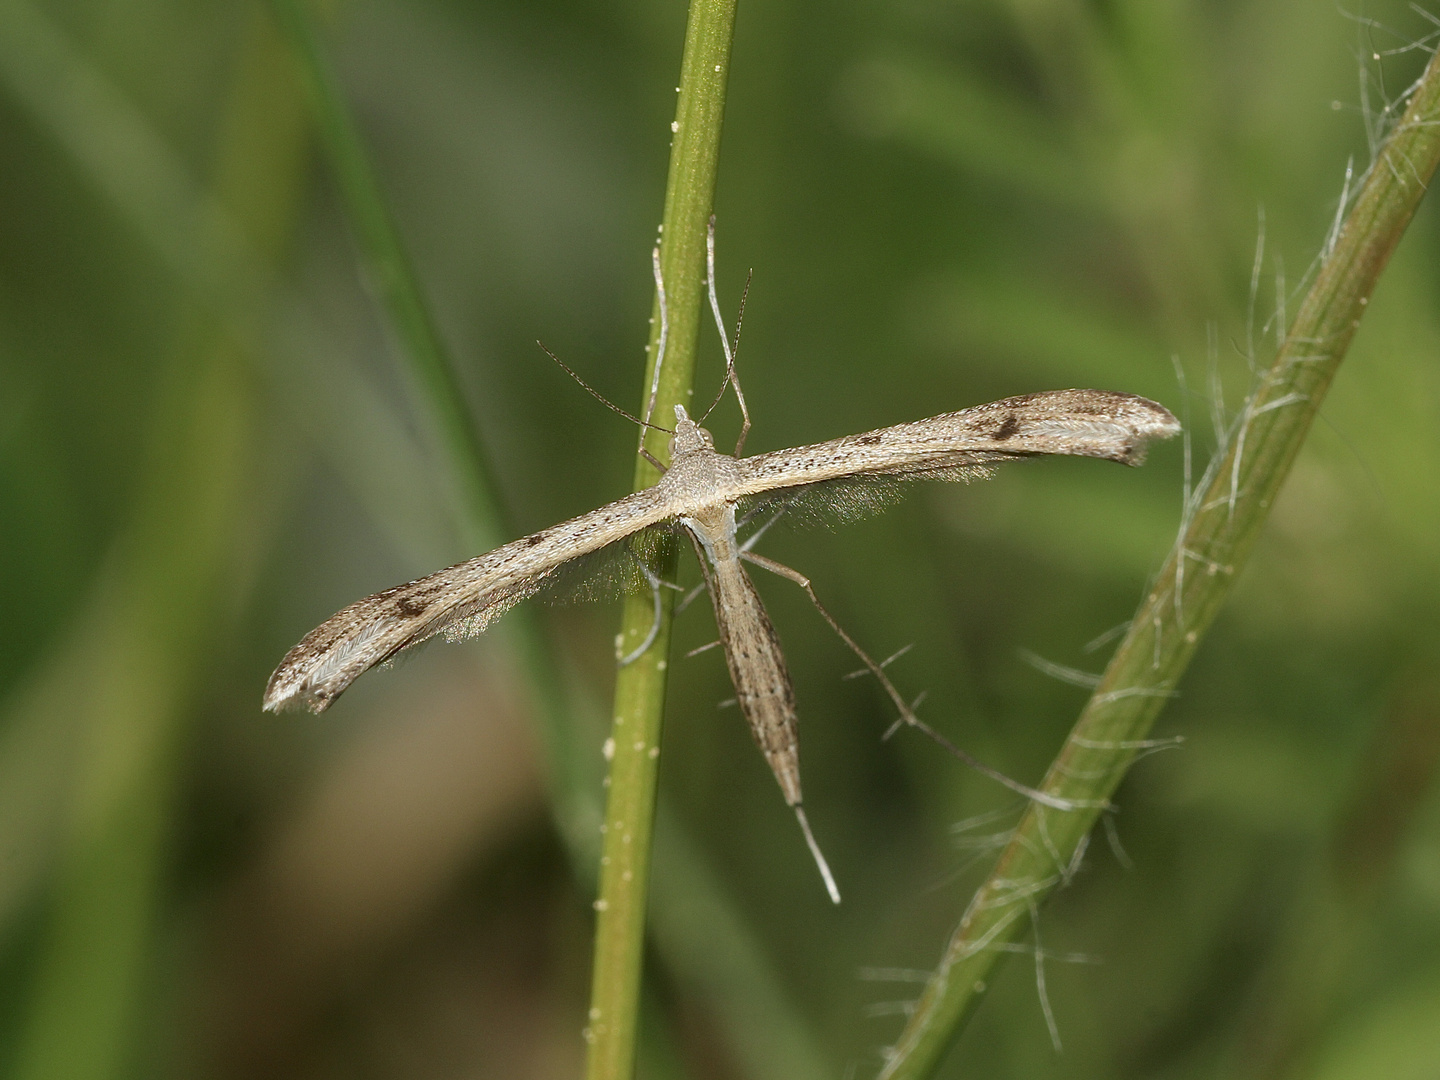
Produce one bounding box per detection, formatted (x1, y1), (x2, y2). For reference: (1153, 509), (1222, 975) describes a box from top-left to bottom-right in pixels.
(3, 0), (1440, 1078)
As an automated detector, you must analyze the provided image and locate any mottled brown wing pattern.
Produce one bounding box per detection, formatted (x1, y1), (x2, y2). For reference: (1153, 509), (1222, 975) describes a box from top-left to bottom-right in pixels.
(265, 389), (1179, 716)
(263, 485), (675, 713)
(733, 390), (1179, 497)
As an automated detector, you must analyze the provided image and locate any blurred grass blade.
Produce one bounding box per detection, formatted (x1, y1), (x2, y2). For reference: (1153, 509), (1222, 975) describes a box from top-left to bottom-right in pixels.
(267, 0), (506, 551)
(840, 56), (1082, 209)
(0, 0), (272, 318)
(586, 0), (737, 1077)
(0, 10), (310, 1079)
(650, 807), (831, 1080)
(11, 350), (258, 1080)
(879, 43), (1440, 1080)
(263, 0), (603, 878)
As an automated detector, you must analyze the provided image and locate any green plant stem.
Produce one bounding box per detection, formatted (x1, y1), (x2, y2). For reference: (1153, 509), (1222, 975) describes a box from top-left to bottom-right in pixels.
(585, 2), (738, 1077)
(879, 45), (1440, 1080)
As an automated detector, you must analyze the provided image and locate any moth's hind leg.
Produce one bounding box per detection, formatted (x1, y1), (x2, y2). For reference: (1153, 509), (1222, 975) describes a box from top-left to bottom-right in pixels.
(616, 543), (682, 667)
(738, 551), (1079, 812)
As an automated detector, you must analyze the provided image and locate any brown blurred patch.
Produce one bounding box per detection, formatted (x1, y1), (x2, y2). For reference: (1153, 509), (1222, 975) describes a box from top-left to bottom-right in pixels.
(197, 645), (573, 1078)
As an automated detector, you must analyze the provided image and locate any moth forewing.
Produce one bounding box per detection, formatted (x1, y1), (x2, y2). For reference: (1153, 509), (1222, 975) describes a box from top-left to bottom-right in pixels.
(732, 389), (1180, 498)
(263, 482), (680, 713)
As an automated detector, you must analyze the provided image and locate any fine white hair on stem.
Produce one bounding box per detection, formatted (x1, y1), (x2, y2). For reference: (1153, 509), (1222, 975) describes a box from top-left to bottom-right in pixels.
(1186, 17), (1420, 553)
(861, 1001), (918, 1019)
(1246, 205), (1265, 371)
(1169, 353), (1194, 630)
(1083, 620), (1132, 654)
(1017, 649), (1102, 689)
(1033, 805), (1064, 869)
(919, 809), (1019, 892)
(1273, 252), (1287, 349)
(857, 967), (936, 983)
(1102, 811), (1134, 870)
(1027, 897), (1063, 1053)
(949, 805), (1020, 837)
(1206, 322), (1226, 450)
(1323, 157), (1356, 260)
(1067, 733), (1184, 752)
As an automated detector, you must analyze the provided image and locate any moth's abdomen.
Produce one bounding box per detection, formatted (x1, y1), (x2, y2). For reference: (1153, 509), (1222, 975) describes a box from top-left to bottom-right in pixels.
(706, 555), (803, 807)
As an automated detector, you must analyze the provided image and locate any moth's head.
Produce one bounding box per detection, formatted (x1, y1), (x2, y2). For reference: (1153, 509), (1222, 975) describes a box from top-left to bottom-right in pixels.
(670, 404), (715, 457)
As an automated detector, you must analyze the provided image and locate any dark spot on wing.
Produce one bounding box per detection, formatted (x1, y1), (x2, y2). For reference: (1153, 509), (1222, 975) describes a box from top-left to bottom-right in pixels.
(394, 595), (429, 618)
(857, 434), (883, 445)
(525, 532), (547, 546)
(993, 415), (1020, 440)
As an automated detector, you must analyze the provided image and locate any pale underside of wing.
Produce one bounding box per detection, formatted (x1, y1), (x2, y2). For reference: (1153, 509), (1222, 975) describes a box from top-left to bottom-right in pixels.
(263, 485), (675, 713)
(733, 390), (1180, 498)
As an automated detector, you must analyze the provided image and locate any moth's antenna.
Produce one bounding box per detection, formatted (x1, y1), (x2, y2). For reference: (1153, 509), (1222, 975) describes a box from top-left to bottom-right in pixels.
(537, 341), (674, 439)
(699, 215), (753, 456)
(732, 270), (752, 368)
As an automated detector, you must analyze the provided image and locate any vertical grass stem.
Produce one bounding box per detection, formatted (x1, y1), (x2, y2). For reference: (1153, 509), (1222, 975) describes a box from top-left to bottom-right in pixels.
(585, 2), (739, 1077)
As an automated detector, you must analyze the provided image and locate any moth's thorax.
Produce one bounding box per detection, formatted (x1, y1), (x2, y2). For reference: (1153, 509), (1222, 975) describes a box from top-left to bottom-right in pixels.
(660, 404), (741, 512)
(658, 442), (741, 508)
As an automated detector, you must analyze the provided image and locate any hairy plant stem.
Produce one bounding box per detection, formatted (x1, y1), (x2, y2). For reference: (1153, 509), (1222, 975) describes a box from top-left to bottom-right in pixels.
(879, 45), (1440, 1080)
(584, 2), (738, 1077)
